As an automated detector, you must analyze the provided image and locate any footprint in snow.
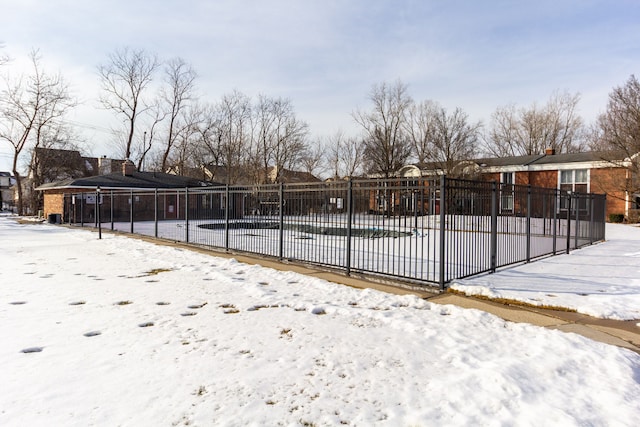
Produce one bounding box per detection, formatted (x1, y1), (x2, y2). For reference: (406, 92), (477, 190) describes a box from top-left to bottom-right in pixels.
(188, 302), (207, 309)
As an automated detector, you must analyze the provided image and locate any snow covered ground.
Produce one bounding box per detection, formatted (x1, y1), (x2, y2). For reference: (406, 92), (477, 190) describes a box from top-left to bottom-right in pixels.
(1, 216), (639, 426)
(452, 223), (640, 320)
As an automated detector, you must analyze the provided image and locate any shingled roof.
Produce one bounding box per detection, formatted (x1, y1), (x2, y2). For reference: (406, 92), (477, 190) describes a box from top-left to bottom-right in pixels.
(36, 170), (217, 191)
(473, 151), (628, 168)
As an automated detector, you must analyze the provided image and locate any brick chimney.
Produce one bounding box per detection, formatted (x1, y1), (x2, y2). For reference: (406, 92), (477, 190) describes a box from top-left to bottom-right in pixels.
(545, 147), (556, 155)
(122, 159), (136, 176)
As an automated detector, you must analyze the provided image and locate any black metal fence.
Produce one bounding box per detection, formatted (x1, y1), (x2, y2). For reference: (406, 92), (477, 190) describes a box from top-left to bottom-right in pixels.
(62, 176), (606, 290)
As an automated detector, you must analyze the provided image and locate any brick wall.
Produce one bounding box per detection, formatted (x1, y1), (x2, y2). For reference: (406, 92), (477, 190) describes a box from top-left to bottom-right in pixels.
(529, 170), (558, 188)
(590, 168), (628, 217)
(42, 190), (66, 219)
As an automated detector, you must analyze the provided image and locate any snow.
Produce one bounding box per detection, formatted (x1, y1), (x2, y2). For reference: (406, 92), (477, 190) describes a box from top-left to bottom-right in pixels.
(1, 216), (639, 426)
(452, 223), (640, 320)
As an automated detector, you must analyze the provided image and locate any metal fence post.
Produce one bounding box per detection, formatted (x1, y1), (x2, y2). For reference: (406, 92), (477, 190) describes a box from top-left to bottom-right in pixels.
(490, 181), (498, 273)
(96, 188), (102, 239)
(94, 190), (98, 228)
(154, 188), (158, 238)
(589, 194), (595, 245)
(345, 179), (353, 276)
(130, 189), (134, 234)
(185, 187), (190, 243)
(542, 194), (547, 236)
(110, 190), (114, 231)
(278, 183), (284, 261)
(566, 193), (572, 254)
(224, 185), (230, 251)
(603, 195), (607, 241)
(439, 175), (447, 290)
(574, 194), (580, 250)
(526, 185), (531, 263)
(552, 190), (557, 255)
(80, 194), (84, 227)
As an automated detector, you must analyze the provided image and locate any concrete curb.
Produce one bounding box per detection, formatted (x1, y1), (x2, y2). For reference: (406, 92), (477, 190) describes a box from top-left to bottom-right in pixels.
(426, 294), (640, 354)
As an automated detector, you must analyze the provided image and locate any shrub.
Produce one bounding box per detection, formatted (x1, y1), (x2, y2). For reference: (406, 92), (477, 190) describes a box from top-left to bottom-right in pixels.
(609, 213), (625, 223)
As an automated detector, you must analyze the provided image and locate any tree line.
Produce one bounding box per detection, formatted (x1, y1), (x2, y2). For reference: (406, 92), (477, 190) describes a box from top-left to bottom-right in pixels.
(1, 47), (639, 214)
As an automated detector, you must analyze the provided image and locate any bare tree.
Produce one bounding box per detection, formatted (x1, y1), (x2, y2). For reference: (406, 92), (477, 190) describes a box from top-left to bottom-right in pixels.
(485, 91), (585, 157)
(159, 57), (197, 172)
(427, 105), (481, 176)
(590, 74), (640, 200)
(97, 47), (159, 160)
(545, 91), (586, 153)
(353, 80), (413, 178)
(218, 91), (251, 184)
(196, 91), (252, 184)
(249, 95), (309, 184)
(299, 139), (326, 179)
(270, 98), (308, 183)
(592, 75), (640, 155)
(0, 42), (9, 66)
(483, 104), (521, 157)
(0, 50), (76, 214)
(326, 130), (364, 179)
(135, 100), (165, 171)
(249, 94), (277, 184)
(166, 108), (203, 178)
(28, 125), (80, 213)
(406, 100), (439, 164)
(326, 131), (344, 180)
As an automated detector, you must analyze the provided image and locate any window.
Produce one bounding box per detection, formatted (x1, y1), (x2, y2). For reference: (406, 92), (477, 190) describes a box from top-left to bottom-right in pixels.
(560, 169), (589, 211)
(500, 172), (514, 213)
(560, 169), (588, 193)
(400, 179), (419, 213)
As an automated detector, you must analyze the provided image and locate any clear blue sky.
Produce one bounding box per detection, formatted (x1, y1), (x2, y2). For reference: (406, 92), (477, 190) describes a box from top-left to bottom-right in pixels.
(1, 0), (639, 171)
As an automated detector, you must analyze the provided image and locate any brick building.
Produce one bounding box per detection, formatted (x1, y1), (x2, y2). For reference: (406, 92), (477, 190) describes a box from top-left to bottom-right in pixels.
(387, 149), (635, 220)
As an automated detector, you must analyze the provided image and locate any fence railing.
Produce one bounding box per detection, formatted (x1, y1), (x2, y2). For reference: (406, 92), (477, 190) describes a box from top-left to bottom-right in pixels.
(62, 176), (606, 290)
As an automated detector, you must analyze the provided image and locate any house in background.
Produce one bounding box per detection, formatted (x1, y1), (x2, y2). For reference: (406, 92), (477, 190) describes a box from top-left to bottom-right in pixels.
(22, 148), (125, 215)
(382, 149), (635, 220)
(0, 171), (15, 211)
(473, 149), (632, 219)
(36, 160), (235, 223)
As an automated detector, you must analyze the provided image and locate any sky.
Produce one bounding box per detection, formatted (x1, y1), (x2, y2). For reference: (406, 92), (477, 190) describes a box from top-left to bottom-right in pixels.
(1, 215), (639, 425)
(1, 0), (639, 171)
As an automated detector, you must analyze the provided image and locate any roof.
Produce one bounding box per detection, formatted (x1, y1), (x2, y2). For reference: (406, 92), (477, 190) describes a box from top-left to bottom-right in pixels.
(527, 151), (625, 165)
(474, 151), (629, 167)
(410, 150), (630, 175)
(473, 154), (545, 167)
(36, 170), (219, 191)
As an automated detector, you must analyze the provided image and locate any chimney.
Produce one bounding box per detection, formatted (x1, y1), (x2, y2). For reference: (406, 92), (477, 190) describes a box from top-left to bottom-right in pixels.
(545, 147), (556, 155)
(122, 159), (136, 176)
(98, 156), (112, 175)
